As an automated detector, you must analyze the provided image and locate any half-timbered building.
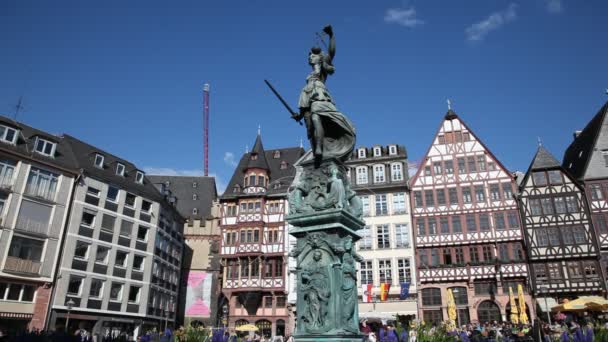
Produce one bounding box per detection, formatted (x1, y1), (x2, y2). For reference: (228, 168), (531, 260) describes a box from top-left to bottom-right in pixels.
(563, 101), (608, 284)
(219, 133), (304, 338)
(410, 109), (533, 324)
(518, 146), (603, 306)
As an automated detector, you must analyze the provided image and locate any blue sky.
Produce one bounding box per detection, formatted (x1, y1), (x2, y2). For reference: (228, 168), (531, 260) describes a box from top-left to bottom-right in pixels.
(1, 0), (607, 193)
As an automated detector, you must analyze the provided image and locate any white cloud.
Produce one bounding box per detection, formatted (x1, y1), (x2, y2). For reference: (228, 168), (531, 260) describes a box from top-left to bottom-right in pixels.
(384, 7), (424, 28)
(408, 160), (420, 177)
(545, 0), (562, 13)
(223, 152), (237, 167)
(465, 3), (518, 42)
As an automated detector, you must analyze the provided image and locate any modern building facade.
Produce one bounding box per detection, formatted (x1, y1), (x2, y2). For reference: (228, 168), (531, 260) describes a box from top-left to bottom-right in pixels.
(563, 101), (608, 286)
(47, 135), (185, 339)
(219, 133), (304, 338)
(345, 144), (417, 322)
(410, 109), (533, 325)
(0, 116), (78, 333)
(518, 146), (603, 314)
(149, 175), (220, 328)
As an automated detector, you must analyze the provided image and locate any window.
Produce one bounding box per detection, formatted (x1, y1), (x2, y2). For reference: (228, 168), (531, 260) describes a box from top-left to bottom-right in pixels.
(430, 248), (439, 266)
(128, 286), (141, 303)
(454, 247), (464, 264)
(468, 156), (477, 173)
(226, 205), (237, 216)
(547, 262), (562, 280)
(416, 220), (426, 237)
(414, 192), (423, 208)
(423, 310), (443, 323)
(94, 154), (104, 168)
(565, 196), (579, 213)
(373, 147), (381, 157)
(378, 259), (392, 283)
(433, 162), (443, 175)
(466, 215), (477, 233)
(590, 184), (604, 200)
(101, 214), (116, 231)
(8, 236), (44, 262)
(421, 288), (442, 306)
(125, 193), (136, 208)
(391, 163), (403, 181)
(135, 171), (144, 184)
(440, 217), (449, 234)
(116, 163), (125, 176)
(541, 198), (554, 215)
(360, 261), (373, 284)
(477, 155), (486, 171)
(373, 165), (385, 183)
(115, 251), (128, 268)
(397, 259), (411, 283)
(110, 283), (123, 301)
(573, 226), (586, 244)
(475, 185), (486, 203)
(502, 183), (513, 199)
(395, 224), (409, 247)
(498, 244), (509, 262)
(512, 243), (524, 261)
(507, 211), (519, 228)
(78, 210), (95, 228)
(554, 197), (566, 214)
(193, 208), (199, 215)
(89, 279), (104, 298)
(361, 196), (370, 216)
(356, 166), (368, 185)
(357, 148), (366, 158)
(377, 225), (390, 249)
(137, 226), (148, 241)
(470, 246), (479, 263)
(418, 249), (428, 266)
(34, 138), (56, 157)
(494, 212), (506, 230)
(474, 282), (496, 296)
(448, 188), (458, 205)
(16, 199), (52, 234)
(133, 255), (145, 271)
(457, 157), (466, 174)
(95, 246), (110, 264)
(445, 160), (454, 175)
(424, 190), (434, 207)
(537, 229), (549, 246)
(74, 241), (89, 259)
(530, 199), (542, 216)
(548, 170), (562, 184)
(533, 172), (547, 186)
(0, 159), (15, 189)
(26, 168), (58, 201)
(392, 192), (406, 214)
(482, 245), (493, 261)
(438, 135), (446, 144)
(490, 184), (501, 201)
(548, 228), (560, 246)
(443, 248), (452, 265)
(452, 216), (462, 233)
(67, 276), (83, 295)
(120, 220), (133, 237)
(428, 218), (437, 235)
(107, 186), (119, 202)
(583, 261), (599, 278)
(436, 189), (446, 206)
(0, 125), (18, 144)
(424, 166), (431, 176)
(264, 296), (273, 308)
(451, 287), (468, 305)
(534, 264), (547, 282)
(462, 187), (472, 203)
(375, 194), (388, 215)
(477, 301), (501, 323)
(389, 145), (397, 155)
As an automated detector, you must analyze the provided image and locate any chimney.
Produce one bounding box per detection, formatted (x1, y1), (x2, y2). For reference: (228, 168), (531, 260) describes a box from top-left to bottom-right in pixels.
(573, 130), (582, 140)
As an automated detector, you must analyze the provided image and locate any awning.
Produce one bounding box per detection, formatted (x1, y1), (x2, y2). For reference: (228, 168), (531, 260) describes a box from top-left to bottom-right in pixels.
(359, 311), (415, 321)
(0, 312), (33, 319)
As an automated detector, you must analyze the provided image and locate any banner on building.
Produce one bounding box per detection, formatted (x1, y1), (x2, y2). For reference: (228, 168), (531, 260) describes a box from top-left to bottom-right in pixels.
(361, 284), (372, 303)
(380, 283), (390, 301)
(400, 282), (411, 300)
(185, 271), (213, 318)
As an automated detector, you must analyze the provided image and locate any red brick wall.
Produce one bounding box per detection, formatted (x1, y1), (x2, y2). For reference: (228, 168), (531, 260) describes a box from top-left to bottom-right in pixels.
(29, 283), (51, 331)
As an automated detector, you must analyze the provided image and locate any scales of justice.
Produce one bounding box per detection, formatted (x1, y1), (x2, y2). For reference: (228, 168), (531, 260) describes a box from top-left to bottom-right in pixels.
(265, 25), (365, 342)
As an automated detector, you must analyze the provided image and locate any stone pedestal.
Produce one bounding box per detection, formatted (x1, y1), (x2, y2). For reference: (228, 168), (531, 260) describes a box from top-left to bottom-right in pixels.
(287, 158), (365, 342)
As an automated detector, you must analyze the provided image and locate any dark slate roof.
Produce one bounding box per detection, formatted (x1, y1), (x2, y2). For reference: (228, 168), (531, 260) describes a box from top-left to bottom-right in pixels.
(246, 134), (270, 171)
(530, 146), (561, 170)
(562, 101), (608, 180)
(222, 138), (304, 200)
(62, 134), (168, 204)
(148, 175), (217, 220)
(0, 115), (79, 174)
(346, 144), (408, 162)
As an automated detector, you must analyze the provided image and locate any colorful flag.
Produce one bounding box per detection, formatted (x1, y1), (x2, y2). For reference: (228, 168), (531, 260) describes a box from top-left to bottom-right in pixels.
(380, 283), (391, 301)
(399, 282), (411, 300)
(362, 284), (372, 303)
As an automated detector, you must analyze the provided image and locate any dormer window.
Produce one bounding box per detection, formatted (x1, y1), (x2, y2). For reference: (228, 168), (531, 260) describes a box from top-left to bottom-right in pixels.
(357, 148), (366, 159)
(94, 154), (104, 168)
(373, 147), (381, 157)
(193, 208), (198, 215)
(116, 163), (125, 176)
(273, 151), (281, 159)
(193, 182), (197, 188)
(193, 194), (198, 200)
(280, 161), (288, 170)
(251, 153), (258, 160)
(389, 145), (397, 155)
(34, 138), (56, 157)
(135, 171), (144, 184)
(233, 185), (241, 193)
(0, 125), (18, 144)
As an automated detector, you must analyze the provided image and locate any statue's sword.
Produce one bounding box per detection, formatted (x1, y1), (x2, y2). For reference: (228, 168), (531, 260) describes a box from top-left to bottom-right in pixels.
(264, 80), (303, 125)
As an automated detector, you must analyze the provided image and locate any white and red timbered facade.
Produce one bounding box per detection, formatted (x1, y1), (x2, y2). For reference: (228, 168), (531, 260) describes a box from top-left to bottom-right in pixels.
(518, 146), (603, 298)
(219, 134), (304, 338)
(563, 101), (608, 287)
(410, 110), (533, 324)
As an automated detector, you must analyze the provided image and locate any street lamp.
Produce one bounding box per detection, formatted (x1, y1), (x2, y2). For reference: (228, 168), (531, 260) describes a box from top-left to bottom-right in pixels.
(539, 285), (552, 325)
(65, 298), (75, 333)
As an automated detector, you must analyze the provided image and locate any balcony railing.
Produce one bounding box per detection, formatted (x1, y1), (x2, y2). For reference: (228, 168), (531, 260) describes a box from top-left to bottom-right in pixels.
(4, 256), (42, 275)
(15, 217), (49, 236)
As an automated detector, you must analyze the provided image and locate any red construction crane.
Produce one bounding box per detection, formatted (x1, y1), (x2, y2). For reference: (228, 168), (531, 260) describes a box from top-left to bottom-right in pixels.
(203, 83), (210, 176)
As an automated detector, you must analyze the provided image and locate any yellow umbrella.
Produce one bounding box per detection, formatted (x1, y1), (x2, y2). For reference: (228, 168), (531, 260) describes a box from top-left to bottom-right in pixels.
(509, 287), (519, 324)
(551, 296), (608, 312)
(447, 288), (457, 322)
(517, 284), (529, 324)
(235, 324), (259, 332)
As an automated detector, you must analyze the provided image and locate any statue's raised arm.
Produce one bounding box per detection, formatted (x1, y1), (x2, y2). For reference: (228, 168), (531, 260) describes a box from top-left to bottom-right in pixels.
(323, 25), (335, 65)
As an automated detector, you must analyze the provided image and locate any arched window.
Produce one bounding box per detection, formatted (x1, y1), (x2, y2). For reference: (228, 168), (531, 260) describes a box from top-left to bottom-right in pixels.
(477, 301), (501, 323)
(421, 288), (442, 306)
(256, 320), (272, 338)
(276, 319), (286, 337)
(258, 175), (265, 187)
(249, 175), (256, 186)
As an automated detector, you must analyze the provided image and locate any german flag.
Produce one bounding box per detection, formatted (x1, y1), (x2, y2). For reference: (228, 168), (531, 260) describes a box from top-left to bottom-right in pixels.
(380, 283), (391, 301)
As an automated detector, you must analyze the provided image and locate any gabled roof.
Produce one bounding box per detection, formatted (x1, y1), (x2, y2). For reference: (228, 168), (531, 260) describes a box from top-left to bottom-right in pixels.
(562, 101), (608, 180)
(246, 134), (270, 171)
(530, 146), (561, 170)
(222, 140), (305, 200)
(0, 115), (79, 174)
(148, 175), (217, 220)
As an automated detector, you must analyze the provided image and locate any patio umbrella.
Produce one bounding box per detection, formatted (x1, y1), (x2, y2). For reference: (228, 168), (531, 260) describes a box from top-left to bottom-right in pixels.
(551, 296), (608, 312)
(517, 284), (529, 324)
(446, 288), (457, 322)
(509, 287), (519, 324)
(235, 324), (259, 332)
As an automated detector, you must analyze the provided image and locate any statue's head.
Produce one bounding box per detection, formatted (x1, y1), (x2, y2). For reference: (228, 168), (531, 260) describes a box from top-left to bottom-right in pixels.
(313, 250), (322, 261)
(308, 46), (323, 66)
